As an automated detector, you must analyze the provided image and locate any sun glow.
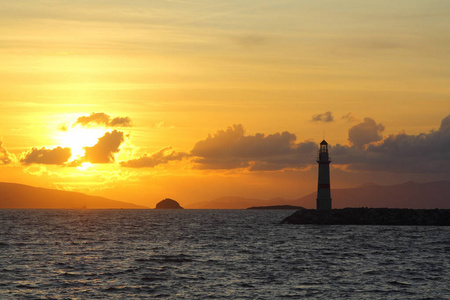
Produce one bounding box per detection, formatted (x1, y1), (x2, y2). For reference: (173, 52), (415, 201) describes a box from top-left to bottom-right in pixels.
(76, 162), (92, 171)
(58, 127), (107, 160)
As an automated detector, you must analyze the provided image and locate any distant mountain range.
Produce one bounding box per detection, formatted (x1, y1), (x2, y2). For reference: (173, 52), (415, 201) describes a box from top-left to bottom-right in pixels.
(187, 181), (450, 209)
(1, 181), (448, 210)
(0, 182), (148, 209)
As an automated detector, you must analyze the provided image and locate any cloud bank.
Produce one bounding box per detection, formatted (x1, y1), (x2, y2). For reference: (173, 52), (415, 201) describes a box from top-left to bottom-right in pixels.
(190, 124), (317, 171)
(21, 147), (72, 165)
(121, 147), (187, 168)
(334, 115), (450, 173)
(187, 115), (449, 174)
(13, 113), (449, 176)
(74, 112), (132, 128)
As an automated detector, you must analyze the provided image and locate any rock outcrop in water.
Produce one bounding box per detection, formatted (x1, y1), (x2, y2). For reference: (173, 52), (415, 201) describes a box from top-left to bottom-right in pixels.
(282, 208), (450, 226)
(155, 198), (183, 209)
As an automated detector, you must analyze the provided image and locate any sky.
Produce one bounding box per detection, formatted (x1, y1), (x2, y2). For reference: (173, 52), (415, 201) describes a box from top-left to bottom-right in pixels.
(0, 0), (449, 208)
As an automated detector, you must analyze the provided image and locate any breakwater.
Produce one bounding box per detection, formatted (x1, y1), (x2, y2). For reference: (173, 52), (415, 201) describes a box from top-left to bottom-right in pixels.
(282, 208), (450, 226)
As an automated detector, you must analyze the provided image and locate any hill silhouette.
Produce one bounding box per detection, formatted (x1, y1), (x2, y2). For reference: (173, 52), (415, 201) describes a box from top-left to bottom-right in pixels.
(187, 181), (450, 209)
(0, 182), (148, 209)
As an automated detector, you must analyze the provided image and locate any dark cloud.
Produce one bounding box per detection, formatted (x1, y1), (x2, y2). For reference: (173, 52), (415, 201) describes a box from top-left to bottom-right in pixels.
(121, 147), (187, 168)
(21, 146), (71, 165)
(109, 116), (132, 127)
(188, 115), (450, 174)
(76, 112), (109, 126)
(333, 115), (450, 173)
(74, 112), (132, 128)
(0, 142), (13, 165)
(311, 111), (334, 122)
(348, 117), (384, 149)
(83, 130), (124, 163)
(190, 124), (317, 171)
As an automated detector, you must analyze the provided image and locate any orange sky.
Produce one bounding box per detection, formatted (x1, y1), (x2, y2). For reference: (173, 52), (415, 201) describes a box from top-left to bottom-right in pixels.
(1, 1), (449, 208)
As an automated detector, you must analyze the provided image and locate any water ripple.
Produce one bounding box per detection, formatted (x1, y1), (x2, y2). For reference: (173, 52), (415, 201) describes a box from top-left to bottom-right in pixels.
(0, 209), (449, 299)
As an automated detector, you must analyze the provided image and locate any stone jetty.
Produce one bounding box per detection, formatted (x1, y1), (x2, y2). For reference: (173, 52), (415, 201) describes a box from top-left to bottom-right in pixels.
(282, 208), (450, 226)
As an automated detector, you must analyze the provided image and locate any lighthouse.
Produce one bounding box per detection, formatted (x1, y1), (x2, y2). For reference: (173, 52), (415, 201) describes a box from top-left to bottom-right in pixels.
(316, 140), (332, 210)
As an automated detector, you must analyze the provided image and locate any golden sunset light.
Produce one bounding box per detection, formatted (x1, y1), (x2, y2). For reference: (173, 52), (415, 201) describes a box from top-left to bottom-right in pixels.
(58, 126), (108, 160)
(76, 162), (92, 171)
(1, 2), (450, 299)
(0, 0), (449, 209)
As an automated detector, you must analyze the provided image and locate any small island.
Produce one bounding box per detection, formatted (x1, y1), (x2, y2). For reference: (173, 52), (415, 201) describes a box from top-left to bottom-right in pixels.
(155, 198), (184, 209)
(282, 208), (450, 226)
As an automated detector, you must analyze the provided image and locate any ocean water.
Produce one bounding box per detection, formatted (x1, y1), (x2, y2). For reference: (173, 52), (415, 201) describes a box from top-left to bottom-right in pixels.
(0, 210), (449, 299)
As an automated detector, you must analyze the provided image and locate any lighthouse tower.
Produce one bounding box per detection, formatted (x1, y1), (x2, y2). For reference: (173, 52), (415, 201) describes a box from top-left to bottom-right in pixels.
(316, 140), (332, 210)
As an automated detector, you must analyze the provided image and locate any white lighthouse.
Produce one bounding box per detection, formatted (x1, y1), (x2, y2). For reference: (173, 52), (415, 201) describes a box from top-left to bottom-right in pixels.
(316, 140), (332, 210)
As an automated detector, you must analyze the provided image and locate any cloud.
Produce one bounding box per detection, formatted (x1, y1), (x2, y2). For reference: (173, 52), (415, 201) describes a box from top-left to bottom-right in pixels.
(109, 116), (132, 127)
(57, 123), (69, 131)
(311, 111), (334, 122)
(190, 124), (317, 171)
(333, 115), (450, 173)
(348, 117), (385, 149)
(121, 147), (187, 168)
(0, 142), (13, 165)
(21, 147), (72, 165)
(74, 112), (132, 128)
(189, 115), (450, 174)
(341, 112), (358, 122)
(82, 130), (125, 163)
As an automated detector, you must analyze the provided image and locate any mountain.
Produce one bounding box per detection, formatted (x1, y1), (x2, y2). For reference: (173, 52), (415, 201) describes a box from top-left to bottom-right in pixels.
(300, 181), (450, 209)
(187, 181), (450, 209)
(2, 181), (448, 210)
(0, 182), (148, 209)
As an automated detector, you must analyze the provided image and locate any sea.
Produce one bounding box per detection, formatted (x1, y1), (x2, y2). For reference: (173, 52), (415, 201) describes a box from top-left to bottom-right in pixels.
(0, 209), (449, 299)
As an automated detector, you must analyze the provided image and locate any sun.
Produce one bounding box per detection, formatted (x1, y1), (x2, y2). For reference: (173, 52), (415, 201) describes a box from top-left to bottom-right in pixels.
(58, 127), (106, 161)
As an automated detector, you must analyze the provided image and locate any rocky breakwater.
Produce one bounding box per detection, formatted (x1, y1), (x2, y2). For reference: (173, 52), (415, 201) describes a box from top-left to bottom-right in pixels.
(282, 208), (450, 226)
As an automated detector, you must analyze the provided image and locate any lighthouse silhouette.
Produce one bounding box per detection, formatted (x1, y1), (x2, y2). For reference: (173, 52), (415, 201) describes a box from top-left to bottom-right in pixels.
(316, 140), (332, 210)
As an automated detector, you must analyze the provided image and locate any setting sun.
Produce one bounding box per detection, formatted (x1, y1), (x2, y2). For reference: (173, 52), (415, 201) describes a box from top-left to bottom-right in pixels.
(58, 127), (107, 161)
